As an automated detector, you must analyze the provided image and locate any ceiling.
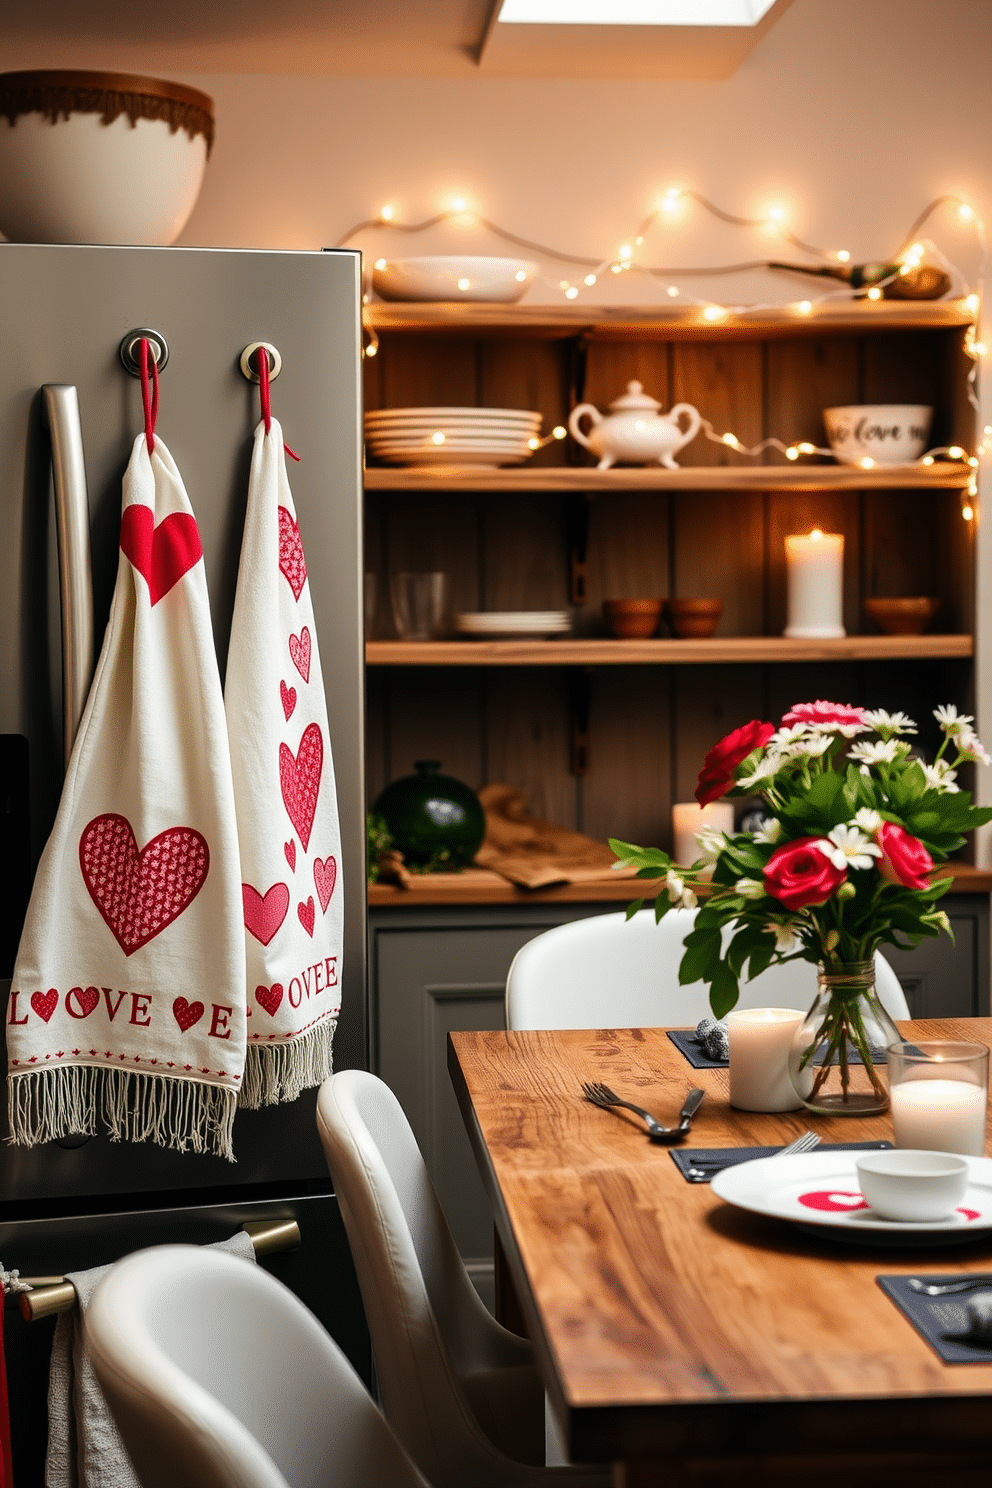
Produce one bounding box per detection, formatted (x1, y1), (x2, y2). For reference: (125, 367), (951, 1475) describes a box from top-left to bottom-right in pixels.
(2, 0), (794, 78)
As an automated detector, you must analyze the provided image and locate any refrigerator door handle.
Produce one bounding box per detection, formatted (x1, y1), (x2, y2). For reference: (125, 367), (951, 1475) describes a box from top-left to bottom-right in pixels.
(42, 384), (95, 770)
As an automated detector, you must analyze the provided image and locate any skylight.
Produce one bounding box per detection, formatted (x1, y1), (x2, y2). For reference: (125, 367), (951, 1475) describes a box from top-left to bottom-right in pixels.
(497, 0), (777, 23)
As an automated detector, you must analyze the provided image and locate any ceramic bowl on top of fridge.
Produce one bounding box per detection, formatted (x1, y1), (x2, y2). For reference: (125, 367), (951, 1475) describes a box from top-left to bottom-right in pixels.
(822, 404), (933, 466)
(0, 70), (214, 245)
(371, 256), (538, 303)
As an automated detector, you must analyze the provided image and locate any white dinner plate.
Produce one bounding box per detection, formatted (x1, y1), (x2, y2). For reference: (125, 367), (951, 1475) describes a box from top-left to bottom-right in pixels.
(712, 1152), (992, 1246)
(365, 407), (541, 425)
(366, 436), (535, 450)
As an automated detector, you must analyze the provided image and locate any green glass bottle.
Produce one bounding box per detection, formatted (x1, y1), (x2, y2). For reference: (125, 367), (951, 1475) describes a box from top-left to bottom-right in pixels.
(372, 761), (485, 871)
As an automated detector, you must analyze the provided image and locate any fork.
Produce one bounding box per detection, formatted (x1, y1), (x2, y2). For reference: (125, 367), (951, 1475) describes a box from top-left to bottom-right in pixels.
(581, 1081), (703, 1141)
(684, 1130), (821, 1183)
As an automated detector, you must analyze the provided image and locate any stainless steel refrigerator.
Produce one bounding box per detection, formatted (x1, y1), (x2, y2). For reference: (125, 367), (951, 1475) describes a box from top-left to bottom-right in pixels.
(0, 243), (369, 1481)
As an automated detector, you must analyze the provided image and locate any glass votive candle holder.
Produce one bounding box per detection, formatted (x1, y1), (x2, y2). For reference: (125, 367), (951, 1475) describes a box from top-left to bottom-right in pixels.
(727, 1007), (806, 1112)
(888, 1041), (989, 1157)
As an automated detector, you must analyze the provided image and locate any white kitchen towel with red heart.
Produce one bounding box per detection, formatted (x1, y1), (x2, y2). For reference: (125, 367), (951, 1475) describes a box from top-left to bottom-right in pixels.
(224, 416), (343, 1106)
(7, 433), (246, 1158)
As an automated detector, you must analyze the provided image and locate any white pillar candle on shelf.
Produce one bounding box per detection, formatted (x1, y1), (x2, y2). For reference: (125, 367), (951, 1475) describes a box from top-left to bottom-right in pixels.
(784, 529), (845, 639)
(890, 1079), (988, 1157)
(726, 1007), (805, 1112)
(671, 801), (735, 869)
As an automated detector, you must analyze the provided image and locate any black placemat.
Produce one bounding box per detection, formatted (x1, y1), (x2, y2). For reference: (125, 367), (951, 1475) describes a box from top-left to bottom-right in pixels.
(671, 1139), (892, 1183)
(877, 1275), (992, 1363)
(666, 1028), (888, 1070)
(666, 1028), (726, 1068)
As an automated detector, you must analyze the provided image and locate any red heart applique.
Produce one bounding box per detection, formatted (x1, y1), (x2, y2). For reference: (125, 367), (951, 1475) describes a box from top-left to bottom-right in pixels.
(298, 897), (315, 937)
(31, 989), (59, 1023)
(120, 506), (203, 606)
(278, 506), (307, 600)
(314, 855), (337, 913)
(242, 882), (290, 946)
(172, 997), (204, 1033)
(256, 983), (284, 1017)
(74, 987), (100, 1018)
(289, 627), (311, 683)
(280, 680), (297, 720)
(79, 814), (209, 956)
(284, 840), (296, 872)
(279, 724), (323, 852)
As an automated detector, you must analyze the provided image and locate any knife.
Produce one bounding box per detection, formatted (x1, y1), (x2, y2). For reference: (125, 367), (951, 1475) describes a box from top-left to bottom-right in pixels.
(675, 1087), (706, 1133)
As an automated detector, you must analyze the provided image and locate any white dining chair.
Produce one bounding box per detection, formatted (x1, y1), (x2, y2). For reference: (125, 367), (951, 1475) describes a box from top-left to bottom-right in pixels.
(85, 1244), (434, 1488)
(505, 907), (910, 1030)
(316, 1071), (609, 1488)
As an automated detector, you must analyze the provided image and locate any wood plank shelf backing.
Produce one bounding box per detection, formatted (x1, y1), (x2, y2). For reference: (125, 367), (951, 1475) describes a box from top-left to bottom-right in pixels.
(367, 635), (974, 667)
(365, 464), (971, 493)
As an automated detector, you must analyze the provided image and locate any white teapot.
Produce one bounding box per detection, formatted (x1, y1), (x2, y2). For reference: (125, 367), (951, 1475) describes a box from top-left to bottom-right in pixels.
(568, 381), (702, 470)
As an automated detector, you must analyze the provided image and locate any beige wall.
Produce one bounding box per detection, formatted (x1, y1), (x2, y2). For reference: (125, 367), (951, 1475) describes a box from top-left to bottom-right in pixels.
(174, 0), (992, 316)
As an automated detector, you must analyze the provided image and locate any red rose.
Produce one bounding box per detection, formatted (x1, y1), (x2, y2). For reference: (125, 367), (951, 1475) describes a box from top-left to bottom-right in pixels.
(763, 836), (848, 911)
(876, 820), (933, 891)
(695, 719), (775, 806)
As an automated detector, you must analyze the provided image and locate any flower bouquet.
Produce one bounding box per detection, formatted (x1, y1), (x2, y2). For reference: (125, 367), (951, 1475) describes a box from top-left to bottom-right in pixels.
(610, 701), (992, 1113)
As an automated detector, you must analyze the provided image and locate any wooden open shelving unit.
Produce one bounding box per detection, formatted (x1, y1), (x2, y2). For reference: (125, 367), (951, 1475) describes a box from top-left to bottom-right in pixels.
(363, 294), (978, 855)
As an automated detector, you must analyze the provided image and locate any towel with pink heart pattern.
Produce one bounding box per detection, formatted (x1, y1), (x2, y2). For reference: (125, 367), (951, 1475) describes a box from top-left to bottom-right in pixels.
(224, 417), (343, 1106)
(7, 433), (246, 1159)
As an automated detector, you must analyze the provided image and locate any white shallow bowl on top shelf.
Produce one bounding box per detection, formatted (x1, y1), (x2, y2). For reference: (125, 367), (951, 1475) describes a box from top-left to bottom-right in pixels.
(372, 256), (539, 303)
(365, 407), (542, 427)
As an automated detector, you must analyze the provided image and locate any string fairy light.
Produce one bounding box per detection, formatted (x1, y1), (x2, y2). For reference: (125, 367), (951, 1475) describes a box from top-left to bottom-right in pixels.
(349, 192), (987, 512)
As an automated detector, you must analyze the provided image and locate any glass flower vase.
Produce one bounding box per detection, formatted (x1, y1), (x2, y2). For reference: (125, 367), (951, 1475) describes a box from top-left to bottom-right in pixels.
(788, 961), (899, 1116)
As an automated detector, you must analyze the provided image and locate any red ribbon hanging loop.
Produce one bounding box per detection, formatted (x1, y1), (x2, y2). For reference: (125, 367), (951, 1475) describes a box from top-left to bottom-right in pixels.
(255, 346), (300, 461)
(139, 338), (159, 456)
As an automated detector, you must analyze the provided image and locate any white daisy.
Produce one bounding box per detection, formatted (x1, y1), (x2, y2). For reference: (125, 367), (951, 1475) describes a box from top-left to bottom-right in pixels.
(694, 824), (728, 865)
(753, 817), (783, 845)
(849, 739), (901, 766)
(921, 760), (960, 794)
(957, 729), (992, 766)
(788, 735), (832, 759)
(934, 704), (974, 736)
(735, 878), (766, 900)
(769, 724), (809, 748)
(853, 807), (882, 833)
(736, 752), (784, 790)
(861, 709), (917, 737)
(763, 915), (805, 955)
(813, 824), (882, 872)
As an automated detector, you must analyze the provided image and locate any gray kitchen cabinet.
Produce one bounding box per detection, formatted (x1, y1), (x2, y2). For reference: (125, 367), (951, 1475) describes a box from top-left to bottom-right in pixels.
(370, 895), (990, 1303)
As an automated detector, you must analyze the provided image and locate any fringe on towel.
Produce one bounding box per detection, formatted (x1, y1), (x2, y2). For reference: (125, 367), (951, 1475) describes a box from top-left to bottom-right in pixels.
(239, 1018), (337, 1110)
(7, 1066), (237, 1161)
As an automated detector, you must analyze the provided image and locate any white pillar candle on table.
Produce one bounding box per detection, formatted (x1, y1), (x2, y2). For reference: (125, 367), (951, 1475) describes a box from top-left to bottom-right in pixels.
(890, 1078), (988, 1157)
(672, 801), (735, 869)
(726, 1007), (805, 1112)
(784, 529), (845, 639)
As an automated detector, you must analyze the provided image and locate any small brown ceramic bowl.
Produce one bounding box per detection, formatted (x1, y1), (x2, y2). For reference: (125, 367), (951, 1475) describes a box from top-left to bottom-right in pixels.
(602, 598), (664, 639)
(863, 596), (941, 636)
(664, 597), (724, 638)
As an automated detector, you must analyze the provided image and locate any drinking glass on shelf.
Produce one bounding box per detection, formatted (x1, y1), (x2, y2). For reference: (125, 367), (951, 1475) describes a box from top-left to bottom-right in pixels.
(390, 571), (451, 641)
(364, 573), (378, 640)
(888, 1041), (989, 1156)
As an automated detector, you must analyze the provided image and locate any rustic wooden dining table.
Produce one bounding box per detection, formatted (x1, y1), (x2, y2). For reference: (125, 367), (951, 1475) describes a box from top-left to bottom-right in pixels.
(448, 1017), (992, 1488)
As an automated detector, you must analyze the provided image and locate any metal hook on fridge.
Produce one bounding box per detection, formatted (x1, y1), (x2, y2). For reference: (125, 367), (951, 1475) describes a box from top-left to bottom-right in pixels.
(119, 328), (170, 377)
(239, 342), (282, 383)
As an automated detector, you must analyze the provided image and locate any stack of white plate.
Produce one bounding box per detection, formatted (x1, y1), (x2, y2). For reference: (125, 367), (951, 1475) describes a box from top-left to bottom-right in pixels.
(456, 611), (572, 640)
(365, 406), (542, 469)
